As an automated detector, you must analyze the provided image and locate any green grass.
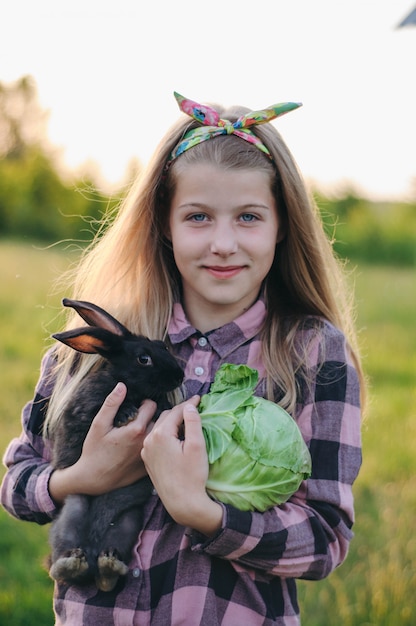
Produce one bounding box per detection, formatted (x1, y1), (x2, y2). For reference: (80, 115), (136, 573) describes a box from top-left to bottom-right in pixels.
(1, 242), (415, 625)
(0, 241), (77, 625)
(297, 264), (416, 625)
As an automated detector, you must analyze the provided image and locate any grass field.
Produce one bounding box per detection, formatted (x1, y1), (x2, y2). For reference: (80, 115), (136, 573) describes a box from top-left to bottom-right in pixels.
(0, 241), (415, 625)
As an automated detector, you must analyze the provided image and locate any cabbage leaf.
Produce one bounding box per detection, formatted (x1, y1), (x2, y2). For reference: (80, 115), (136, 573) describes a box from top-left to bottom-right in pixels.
(199, 363), (312, 511)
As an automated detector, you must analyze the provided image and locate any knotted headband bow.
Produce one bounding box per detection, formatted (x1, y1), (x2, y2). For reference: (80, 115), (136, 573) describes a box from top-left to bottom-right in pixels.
(167, 91), (302, 164)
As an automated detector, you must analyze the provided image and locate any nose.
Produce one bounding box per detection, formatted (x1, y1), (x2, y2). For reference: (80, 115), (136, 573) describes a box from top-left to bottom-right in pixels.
(209, 223), (238, 256)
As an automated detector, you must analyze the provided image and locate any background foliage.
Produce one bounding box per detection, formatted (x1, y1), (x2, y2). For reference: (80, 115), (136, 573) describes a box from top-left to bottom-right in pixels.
(0, 76), (119, 242)
(1, 76), (416, 266)
(0, 76), (415, 624)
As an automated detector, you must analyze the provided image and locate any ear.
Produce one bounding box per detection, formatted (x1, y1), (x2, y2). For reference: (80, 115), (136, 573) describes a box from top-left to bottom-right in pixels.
(62, 298), (129, 337)
(276, 230), (286, 245)
(52, 327), (123, 356)
(276, 214), (287, 245)
(163, 224), (172, 242)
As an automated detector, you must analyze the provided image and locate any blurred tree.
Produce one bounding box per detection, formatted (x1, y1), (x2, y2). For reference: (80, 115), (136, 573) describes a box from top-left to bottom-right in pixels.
(0, 75), (414, 263)
(0, 76), (118, 242)
(0, 75), (49, 160)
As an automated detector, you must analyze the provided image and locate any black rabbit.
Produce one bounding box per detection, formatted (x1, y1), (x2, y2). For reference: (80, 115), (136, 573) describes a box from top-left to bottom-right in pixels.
(47, 298), (184, 591)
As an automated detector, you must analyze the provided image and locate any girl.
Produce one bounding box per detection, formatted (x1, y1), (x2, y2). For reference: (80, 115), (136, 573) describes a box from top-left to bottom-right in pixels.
(1, 92), (363, 625)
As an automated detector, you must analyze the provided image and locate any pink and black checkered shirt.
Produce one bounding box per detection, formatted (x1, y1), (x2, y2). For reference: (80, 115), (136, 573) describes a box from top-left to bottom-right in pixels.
(1, 299), (362, 625)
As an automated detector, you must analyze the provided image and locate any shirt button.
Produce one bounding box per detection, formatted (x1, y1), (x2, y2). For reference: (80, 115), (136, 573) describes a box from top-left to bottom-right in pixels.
(132, 567), (141, 578)
(194, 366), (204, 376)
(198, 337), (208, 347)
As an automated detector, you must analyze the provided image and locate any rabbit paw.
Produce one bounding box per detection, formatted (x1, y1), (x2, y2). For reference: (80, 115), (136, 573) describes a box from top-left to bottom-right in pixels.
(49, 548), (89, 583)
(96, 549), (129, 592)
(114, 413), (136, 427)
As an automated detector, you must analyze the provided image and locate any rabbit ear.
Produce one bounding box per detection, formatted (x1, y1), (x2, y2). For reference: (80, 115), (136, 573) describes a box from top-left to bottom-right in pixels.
(52, 327), (124, 356)
(62, 298), (129, 337)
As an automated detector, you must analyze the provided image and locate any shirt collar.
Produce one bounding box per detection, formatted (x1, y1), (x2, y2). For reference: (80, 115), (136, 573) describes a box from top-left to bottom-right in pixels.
(168, 298), (267, 358)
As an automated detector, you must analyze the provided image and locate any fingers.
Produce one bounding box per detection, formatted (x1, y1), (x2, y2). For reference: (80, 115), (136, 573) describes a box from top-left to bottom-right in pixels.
(90, 382), (127, 433)
(104, 382), (127, 406)
(143, 397), (202, 454)
(182, 403), (204, 443)
(126, 399), (157, 435)
(90, 383), (157, 436)
(153, 395), (200, 431)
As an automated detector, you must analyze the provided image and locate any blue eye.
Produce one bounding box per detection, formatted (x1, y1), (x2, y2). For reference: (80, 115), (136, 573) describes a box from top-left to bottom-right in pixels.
(190, 213), (207, 222)
(241, 213), (257, 222)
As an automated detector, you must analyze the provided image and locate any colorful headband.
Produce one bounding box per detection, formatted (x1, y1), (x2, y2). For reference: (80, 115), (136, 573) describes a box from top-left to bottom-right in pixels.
(167, 91), (302, 165)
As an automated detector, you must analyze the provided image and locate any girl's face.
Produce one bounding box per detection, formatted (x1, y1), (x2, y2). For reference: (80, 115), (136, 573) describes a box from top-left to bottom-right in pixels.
(168, 163), (282, 333)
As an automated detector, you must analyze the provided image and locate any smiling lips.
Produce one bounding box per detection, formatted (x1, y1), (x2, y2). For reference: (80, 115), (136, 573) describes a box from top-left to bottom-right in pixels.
(204, 265), (245, 279)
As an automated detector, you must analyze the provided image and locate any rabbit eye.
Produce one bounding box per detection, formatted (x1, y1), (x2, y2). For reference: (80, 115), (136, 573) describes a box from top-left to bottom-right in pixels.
(138, 354), (153, 366)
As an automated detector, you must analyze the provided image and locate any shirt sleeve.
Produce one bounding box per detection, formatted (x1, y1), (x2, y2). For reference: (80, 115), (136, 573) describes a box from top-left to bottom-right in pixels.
(190, 322), (362, 581)
(0, 350), (59, 524)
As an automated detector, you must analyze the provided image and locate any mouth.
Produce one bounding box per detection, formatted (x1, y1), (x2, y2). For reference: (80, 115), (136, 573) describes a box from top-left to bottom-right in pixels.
(204, 265), (245, 279)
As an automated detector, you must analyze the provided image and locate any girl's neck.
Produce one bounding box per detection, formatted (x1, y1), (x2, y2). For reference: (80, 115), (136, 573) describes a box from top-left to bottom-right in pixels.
(182, 294), (259, 334)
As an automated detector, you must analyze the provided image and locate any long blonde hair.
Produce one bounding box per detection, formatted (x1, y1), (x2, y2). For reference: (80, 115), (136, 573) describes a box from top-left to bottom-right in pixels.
(45, 101), (364, 432)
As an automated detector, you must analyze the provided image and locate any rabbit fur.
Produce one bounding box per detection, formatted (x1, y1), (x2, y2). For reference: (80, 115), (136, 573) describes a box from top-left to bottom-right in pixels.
(47, 298), (184, 592)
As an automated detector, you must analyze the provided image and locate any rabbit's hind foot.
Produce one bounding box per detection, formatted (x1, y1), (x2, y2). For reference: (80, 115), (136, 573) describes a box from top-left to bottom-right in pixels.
(96, 549), (129, 592)
(49, 548), (89, 583)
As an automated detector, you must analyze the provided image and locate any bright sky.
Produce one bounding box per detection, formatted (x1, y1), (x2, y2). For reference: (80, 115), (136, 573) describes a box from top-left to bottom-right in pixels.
(2, 0), (416, 200)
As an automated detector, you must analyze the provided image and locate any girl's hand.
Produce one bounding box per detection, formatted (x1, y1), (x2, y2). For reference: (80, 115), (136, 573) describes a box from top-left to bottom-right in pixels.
(49, 382), (156, 505)
(141, 397), (223, 537)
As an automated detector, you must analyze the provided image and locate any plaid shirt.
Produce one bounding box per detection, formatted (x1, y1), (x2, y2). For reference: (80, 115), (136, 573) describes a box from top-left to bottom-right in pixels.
(1, 299), (362, 625)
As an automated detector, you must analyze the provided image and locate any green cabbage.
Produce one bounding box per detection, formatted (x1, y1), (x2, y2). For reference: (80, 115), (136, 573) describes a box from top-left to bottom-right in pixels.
(199, 363), (312, 512)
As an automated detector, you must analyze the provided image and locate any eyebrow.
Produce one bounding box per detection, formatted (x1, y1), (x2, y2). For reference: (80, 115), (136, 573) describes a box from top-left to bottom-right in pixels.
(176, 202), (273, 211)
